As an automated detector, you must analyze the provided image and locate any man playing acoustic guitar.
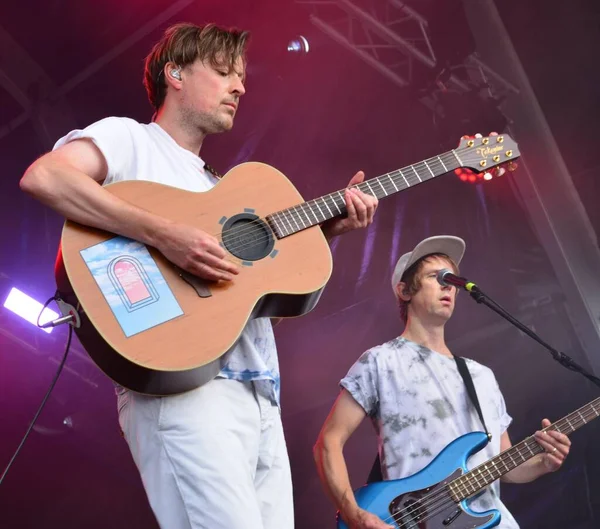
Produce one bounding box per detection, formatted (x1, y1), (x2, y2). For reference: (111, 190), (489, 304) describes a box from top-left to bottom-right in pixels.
(19, 23), (377, 529)
(314, 235), (571, 529)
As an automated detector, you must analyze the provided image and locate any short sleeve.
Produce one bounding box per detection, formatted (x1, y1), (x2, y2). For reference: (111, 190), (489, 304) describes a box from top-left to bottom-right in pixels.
(493, 375), (512, 434)
(340, 349), (380, 417)
(53, 117), (136, 185)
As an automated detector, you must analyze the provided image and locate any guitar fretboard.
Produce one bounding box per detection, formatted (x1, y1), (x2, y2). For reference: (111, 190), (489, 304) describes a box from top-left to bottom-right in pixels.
(447, 396), (600, 502)
(266, 150), (462, 238)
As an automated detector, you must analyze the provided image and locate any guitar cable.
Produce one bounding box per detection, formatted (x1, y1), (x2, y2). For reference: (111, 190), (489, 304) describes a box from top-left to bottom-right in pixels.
(0, 294), (73, 487)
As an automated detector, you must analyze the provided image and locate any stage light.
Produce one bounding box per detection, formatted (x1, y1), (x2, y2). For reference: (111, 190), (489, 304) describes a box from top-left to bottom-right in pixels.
(287, 35), (310, 54)
(3, 287), (58, 334)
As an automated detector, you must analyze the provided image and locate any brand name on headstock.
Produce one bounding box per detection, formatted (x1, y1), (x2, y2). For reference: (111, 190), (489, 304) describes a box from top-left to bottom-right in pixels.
(476, 145), (503, 159)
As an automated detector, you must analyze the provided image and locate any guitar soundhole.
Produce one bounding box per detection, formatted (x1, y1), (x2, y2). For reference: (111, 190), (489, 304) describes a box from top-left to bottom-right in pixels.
(222, 213), (275, 261)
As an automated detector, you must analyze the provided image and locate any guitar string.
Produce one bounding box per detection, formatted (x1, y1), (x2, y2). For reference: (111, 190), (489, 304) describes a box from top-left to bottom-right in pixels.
(213, 150), (467, 251)
(376, 410), (594, 527)
(213, 154), (456, 257)
(184, 143), (508, 264)
(208, 145), (493, 259)
(380, 435), (551, 526)
(217, 139), (512, 252)
(379, 428), (565, 528)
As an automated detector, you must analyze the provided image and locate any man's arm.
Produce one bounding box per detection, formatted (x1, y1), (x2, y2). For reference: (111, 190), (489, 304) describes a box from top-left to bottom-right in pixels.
(20, 139), (238, 281)
(314, 389), (392, 529)
(501, 419), (571, 484)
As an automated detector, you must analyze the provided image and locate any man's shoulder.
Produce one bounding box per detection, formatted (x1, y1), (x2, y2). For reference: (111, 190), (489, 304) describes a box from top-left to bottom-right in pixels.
(358, 336), (413, 364)
(462, 356), (497, 380)
(86, 116), (146, 134)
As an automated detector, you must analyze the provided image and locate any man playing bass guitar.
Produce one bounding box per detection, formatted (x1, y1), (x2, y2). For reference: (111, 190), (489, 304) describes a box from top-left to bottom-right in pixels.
(314, 235), (571, 529)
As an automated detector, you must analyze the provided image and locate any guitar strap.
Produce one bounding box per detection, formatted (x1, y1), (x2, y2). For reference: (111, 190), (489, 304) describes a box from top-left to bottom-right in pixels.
(454, 355), (491, 442)
(204, 162), (222, 179)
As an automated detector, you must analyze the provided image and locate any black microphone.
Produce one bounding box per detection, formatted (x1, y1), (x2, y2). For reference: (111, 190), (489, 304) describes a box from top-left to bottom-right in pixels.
(437, 268), (480, 292)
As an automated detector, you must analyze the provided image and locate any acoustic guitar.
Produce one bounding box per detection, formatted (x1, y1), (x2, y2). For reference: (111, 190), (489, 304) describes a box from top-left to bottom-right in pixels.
(55, 134), (519, 395)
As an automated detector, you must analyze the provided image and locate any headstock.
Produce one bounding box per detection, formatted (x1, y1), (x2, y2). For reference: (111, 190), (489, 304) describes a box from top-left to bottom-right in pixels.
(456, 134), (520, 173)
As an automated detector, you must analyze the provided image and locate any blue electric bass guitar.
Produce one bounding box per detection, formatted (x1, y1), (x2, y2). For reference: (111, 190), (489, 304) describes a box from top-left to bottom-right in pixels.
(338, 396), (600, 528)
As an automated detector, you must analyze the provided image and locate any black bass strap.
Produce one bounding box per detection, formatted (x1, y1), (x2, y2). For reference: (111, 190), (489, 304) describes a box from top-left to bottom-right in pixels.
(454, 355), (491, 442)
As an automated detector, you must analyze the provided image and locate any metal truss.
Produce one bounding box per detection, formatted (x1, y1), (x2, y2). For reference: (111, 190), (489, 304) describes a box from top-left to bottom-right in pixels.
(296, 0), (519, 109)
(0, 0), (196, 147)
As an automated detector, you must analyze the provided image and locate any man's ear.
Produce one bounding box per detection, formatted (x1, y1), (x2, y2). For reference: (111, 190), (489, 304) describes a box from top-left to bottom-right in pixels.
(396, 281), (411, 302)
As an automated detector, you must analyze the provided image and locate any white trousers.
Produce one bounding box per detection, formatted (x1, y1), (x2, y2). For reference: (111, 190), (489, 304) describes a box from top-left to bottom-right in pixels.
(117, 378), (294, 529)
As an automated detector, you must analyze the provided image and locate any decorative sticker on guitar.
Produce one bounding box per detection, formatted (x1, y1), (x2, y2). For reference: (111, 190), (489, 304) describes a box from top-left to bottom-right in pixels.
(80, 236), (183, 337)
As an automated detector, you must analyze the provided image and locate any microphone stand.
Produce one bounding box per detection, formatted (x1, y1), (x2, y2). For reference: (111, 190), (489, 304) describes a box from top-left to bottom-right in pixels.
(466, 286), (600, 390)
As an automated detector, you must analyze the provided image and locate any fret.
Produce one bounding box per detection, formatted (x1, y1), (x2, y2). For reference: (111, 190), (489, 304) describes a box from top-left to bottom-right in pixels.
(336, 191), (346, 210)
(300, 203), (316, 226)
(387, 174), (399, 192)
(411, 165), (422, 182)
(525, 441), (536, 457)
(289, 209), (301, 232)
(565, 417), (574, 433)
(363, 180), (376, 197)
(438, 155), (448, 172)
(278, 212), (292, 236)
(312, 199), (326, 222)
(554, 423), (564, 434)
(399, 169), (410, 187)
(448, 482), (460, 502)
(483, 464), (495, 483)
(490, 459), (500, 476)
(578, 411), (587, 424)
(376, 179), (388, 196)
(306, 202), (321, 224)
(510, 451), (518, 466)
(283, 210), (296, 234)
(329, 194), (342, 215)
(451, 149), (463, 166)
(320, 196), (334, 218)
(423, 160), (435, 178)
(271, 213), (285, 237)
(294, 206), (307, 229)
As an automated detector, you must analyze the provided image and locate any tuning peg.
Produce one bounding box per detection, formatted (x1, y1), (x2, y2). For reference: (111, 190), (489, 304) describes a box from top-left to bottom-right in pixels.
(507, 161), (518, 172)
(495, 167), (506, 177)
(483, 172), (493, 181)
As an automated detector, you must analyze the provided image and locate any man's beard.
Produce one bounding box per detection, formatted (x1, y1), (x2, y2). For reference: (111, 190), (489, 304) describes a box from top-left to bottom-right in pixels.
(181, 106), (232, 135)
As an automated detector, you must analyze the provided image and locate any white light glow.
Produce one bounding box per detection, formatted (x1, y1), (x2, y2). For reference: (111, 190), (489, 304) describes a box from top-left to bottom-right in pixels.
(3, 287), (58, 334)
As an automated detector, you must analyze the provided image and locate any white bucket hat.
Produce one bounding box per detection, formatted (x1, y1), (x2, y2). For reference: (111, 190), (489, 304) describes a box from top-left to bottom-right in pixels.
(391, 235), (466, 298)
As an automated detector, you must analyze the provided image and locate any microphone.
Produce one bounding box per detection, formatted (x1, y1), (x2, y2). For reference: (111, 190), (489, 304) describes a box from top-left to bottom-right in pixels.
(437, 268), (480, 292)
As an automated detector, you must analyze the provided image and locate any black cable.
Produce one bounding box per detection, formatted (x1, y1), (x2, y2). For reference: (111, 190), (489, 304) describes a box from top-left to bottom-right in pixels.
(0, 297), (74, 487)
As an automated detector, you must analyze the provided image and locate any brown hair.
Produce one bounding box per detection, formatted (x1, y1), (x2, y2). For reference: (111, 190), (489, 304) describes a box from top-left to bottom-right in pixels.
(143, 23), (250, 111)
(397, 253), (460, 324)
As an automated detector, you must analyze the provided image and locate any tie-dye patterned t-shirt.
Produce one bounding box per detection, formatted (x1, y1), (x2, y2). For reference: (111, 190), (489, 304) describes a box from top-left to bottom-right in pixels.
(341, 337), (519, 529)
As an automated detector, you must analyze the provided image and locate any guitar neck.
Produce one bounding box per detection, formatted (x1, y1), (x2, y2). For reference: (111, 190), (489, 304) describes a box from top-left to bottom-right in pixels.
(449, 396), (600, 502)
(267, 149), (462, 238)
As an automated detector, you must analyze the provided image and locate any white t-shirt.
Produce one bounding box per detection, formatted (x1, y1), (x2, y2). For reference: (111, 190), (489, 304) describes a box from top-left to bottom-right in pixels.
(54, 116), (281, 404)
(341, 337), (519, 528)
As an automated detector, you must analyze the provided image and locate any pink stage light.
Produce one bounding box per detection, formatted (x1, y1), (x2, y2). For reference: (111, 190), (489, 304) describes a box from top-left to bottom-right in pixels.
(3, 287), (58, 334)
